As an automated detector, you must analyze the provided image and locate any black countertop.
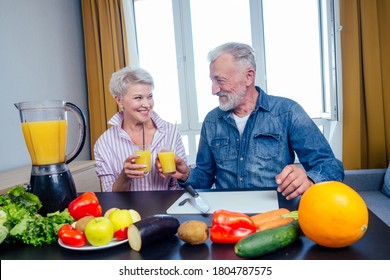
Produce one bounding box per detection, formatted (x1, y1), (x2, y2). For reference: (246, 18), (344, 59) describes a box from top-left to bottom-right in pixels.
(1, 189), (389, 260)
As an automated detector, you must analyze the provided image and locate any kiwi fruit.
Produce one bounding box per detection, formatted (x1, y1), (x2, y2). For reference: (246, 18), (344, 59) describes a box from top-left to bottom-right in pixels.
(75, 215), (95, 232)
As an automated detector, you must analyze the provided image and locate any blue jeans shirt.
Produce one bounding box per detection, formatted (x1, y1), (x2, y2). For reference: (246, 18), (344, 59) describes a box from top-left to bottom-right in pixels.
(181, 87), (344, 189)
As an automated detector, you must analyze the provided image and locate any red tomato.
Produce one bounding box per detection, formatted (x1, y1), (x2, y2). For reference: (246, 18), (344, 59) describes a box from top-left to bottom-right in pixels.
(58, 224), (74, 239)
(60, 229), (87, 247)
(114, 227), (128, 241)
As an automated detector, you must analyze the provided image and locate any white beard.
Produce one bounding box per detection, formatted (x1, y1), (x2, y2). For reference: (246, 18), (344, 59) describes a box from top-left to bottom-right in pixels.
(218, 85), (247, 111)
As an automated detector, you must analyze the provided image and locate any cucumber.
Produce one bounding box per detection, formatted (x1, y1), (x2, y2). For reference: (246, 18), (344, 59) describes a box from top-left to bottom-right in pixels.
(128, 214), (180, 251)
(234, 220), (301, 258)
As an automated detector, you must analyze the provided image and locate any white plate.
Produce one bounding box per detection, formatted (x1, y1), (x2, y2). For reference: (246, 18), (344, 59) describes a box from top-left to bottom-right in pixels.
(58, 238), (128, 251)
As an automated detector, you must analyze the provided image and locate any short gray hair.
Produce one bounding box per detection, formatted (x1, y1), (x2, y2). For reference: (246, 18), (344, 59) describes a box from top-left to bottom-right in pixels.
(109, 67), (154, 98)
(208, 42), (256, 71)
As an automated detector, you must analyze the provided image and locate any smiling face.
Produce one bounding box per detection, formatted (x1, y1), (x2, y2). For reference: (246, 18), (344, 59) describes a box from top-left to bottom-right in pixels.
(116, 83), (154, 124)
(209, 53), (249, 111)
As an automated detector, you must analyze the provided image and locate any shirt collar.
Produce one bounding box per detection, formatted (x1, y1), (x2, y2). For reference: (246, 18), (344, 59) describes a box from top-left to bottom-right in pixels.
(255, 86), (270, 112)
(108, 111), (124, 126)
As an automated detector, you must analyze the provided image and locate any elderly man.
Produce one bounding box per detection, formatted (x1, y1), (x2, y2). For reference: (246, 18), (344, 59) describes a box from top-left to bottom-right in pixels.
(158, 42), (344, 200)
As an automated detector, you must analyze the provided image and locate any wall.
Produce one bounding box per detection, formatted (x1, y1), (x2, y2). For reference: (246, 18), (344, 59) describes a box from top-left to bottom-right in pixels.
(0, 0), (90, 172)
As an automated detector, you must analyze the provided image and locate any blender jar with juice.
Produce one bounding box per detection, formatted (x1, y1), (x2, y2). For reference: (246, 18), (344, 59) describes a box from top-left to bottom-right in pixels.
(15, 100), (86, 215)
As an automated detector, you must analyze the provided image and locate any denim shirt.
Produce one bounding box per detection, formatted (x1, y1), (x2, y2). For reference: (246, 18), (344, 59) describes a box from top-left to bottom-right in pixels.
(181, 87), (344, 189)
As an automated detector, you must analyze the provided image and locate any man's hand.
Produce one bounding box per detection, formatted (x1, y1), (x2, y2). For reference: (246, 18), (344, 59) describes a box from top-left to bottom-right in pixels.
(155, 155), (190, 181)
(275, 164), (314, 200)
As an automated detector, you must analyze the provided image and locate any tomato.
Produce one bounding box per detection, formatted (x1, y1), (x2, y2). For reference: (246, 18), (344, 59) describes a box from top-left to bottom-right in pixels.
(114, 227), (128, 241)
(60, 228), (87, 247)
(58, 224), (74, 239)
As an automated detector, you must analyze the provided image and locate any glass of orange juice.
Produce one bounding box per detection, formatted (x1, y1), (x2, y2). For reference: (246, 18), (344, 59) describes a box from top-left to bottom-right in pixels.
(134, 145), (151, 175)
(158, 146), (176, 174)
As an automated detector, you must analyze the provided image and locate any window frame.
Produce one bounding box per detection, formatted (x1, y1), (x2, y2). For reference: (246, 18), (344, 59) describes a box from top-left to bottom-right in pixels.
(124, 0), (343, 163)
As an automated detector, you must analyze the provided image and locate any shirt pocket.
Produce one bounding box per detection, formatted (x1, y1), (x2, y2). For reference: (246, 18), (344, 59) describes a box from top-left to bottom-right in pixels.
(254, 133), (280, 160)
(211, 138), (236, 163)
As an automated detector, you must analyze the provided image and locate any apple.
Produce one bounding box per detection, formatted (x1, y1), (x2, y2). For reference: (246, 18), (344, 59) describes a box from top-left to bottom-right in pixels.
(109, 209), (133, 232)
(128, 209), (141, 223)
(84, 217), (114, 246)
(104, 207), (119, 219)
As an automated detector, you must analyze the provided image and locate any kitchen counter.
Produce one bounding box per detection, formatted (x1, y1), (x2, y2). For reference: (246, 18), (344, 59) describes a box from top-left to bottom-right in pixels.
(1, 189), (390, 260)
(0, 160), (100, 194)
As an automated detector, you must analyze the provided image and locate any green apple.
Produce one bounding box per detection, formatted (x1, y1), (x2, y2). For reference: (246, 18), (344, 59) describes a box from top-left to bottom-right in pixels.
(84, 217), (114, 246)
(109, 209), (133, 232)
(128, 209), (141, 223)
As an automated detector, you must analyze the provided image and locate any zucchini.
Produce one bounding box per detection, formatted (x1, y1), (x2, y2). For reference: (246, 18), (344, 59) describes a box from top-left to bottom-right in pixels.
(234, 220), (301, 258)
(127, 214), (180, 251)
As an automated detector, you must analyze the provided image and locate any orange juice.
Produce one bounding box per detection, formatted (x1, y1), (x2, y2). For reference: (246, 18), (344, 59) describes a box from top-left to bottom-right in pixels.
(21, 120), (67, 165)
(135, 149), (151, 173)
(158, 150), (176, 174)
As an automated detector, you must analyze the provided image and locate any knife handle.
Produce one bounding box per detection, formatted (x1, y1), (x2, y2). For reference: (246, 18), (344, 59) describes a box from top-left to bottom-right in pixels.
(185, 185), (199, 198)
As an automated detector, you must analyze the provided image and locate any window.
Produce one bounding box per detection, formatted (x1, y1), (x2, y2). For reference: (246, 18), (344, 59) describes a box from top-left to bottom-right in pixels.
(124, 0), (342, 163)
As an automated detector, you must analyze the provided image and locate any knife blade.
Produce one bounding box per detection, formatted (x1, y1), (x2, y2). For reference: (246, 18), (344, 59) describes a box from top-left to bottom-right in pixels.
(184, 185), (210, 213)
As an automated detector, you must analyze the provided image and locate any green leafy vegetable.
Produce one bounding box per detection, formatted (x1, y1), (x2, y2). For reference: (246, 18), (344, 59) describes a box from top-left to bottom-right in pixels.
(0, 224), (8, 244)
(0, 185), (74, 246)
(0, 209), (6, 225)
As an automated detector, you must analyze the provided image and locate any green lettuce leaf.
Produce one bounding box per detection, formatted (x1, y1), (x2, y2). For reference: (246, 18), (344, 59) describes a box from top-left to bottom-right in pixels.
(0, 224), (9, 244)
(0, 186), (74, 246)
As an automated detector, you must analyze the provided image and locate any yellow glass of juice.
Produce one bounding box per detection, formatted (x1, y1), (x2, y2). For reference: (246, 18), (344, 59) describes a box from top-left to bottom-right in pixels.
(134, 145), (151, 174)
(158, 146), (176, 174)
(21, 120), (67, 165)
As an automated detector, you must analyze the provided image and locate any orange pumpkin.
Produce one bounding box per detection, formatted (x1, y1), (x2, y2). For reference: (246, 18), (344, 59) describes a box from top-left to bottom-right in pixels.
(298, 181), (368, 248)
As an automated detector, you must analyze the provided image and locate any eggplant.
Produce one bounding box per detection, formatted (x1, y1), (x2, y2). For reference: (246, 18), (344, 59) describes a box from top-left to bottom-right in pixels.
(127, 214), (180, 251)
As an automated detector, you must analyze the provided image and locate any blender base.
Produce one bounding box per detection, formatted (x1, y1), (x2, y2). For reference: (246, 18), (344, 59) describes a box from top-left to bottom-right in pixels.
(29, 164), (77, 216)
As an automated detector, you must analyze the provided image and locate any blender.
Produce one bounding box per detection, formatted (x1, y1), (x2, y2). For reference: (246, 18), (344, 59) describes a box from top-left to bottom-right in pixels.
(15, 100), (86, 215)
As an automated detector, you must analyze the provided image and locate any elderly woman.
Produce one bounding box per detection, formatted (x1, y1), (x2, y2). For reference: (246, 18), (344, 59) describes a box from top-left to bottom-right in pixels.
(94, 67), (187, 191)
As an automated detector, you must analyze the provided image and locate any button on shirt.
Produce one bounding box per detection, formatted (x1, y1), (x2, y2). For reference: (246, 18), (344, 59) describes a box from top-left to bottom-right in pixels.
(94, 111), (187, 192)
(180, 87), (344, 189)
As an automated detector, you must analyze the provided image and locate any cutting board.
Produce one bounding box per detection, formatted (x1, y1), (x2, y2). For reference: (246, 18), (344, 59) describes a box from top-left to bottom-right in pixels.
(166, 190), (279, 214)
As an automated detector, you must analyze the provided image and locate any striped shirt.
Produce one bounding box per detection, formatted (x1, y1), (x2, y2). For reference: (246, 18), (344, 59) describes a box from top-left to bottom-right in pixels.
(94, 111), (187, 192)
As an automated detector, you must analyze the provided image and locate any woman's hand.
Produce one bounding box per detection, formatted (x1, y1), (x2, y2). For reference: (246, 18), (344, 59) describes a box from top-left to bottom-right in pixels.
(112, 154), (148, 192)
(123, 154), (147, 179)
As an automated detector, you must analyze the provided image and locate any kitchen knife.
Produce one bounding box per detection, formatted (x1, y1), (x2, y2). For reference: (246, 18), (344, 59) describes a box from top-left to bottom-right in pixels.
(184, 185), (210, 213)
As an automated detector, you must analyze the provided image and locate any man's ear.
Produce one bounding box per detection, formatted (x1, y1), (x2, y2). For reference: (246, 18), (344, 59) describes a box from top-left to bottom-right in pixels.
(245, 68), (256, 86)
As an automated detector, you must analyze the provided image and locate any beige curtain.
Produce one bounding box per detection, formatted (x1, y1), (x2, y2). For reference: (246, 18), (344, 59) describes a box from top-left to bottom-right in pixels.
(340, 0), (390, 169)
(81, 0), (129, 158)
